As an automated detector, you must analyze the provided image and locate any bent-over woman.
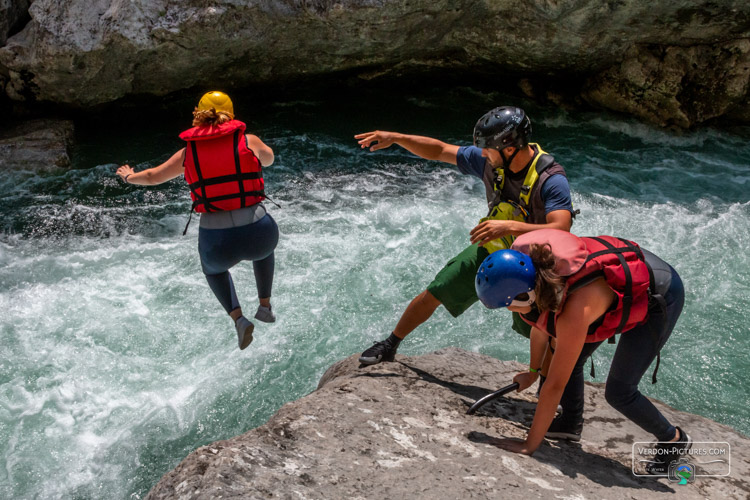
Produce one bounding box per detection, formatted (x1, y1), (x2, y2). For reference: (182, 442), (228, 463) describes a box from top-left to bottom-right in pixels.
(475, 228), (690, 474)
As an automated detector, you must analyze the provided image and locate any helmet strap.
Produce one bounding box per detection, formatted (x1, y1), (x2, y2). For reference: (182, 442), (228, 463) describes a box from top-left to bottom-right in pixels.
(499, 147), (520, 169)
(510, 290), (536, 307)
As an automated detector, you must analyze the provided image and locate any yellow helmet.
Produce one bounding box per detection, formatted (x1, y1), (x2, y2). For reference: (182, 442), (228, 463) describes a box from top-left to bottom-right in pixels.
(197, 91), (234, 118)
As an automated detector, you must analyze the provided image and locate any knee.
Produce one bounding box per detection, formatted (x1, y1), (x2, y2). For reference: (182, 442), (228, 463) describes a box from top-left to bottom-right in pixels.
(420, 290), (441, 309)
(605, 378), (639, 410)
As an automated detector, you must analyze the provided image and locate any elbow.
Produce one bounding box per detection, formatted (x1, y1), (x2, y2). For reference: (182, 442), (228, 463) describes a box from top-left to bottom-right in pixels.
(259, 148), (274, 167)
(542, 377), (567, 395)
(142, 170), (161, 185)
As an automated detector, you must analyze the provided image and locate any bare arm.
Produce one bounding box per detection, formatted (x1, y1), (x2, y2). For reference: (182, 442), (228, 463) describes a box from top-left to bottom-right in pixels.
(511, 326), (547, 393)
(354, 130), (459, 165)
(491, 279), (613, 456)
(246, 134), (274, 167)
(469, 209), (573, 247)
(116, 149), (186, 185)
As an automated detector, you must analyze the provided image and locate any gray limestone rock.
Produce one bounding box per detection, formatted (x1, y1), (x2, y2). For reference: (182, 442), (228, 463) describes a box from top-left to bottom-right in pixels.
(0, 118), (74, 171)
(146, 348), (750, 499)
(0, 1), (749, 127)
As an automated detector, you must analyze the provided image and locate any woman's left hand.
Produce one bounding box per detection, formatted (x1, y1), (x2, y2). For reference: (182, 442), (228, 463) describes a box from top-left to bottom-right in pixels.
(488, 437), (535, 456)
(116, 164), (134, 182)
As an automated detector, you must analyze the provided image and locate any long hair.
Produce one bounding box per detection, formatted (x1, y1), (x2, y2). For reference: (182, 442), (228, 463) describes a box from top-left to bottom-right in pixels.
(192, 107), (233, 127)
(528, 243), (565, 312)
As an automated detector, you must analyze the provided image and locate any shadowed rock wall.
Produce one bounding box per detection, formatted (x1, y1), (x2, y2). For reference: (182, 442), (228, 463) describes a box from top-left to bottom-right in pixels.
(1, 1), (749, 127)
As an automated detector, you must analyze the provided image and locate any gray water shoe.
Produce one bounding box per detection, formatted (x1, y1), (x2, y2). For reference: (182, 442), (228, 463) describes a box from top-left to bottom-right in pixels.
(255, 305), (276, 323)
(235, 316), (255, 350)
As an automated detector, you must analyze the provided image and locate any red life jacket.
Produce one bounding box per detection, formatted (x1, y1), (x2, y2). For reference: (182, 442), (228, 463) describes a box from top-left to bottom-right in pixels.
(516, 231), (651, 343)
(179, 120), (265, 213)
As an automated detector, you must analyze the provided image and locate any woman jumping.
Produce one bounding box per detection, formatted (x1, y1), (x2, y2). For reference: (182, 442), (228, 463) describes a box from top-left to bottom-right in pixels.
(116, 91), (278, 350)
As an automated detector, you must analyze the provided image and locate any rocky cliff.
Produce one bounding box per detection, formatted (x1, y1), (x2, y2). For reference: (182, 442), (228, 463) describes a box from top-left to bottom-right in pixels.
(146, 348), (749, 499)
(0, 1), (749, 127)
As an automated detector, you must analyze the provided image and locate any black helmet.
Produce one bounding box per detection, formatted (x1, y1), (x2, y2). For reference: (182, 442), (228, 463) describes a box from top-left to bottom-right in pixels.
(473, 107), (531, 150)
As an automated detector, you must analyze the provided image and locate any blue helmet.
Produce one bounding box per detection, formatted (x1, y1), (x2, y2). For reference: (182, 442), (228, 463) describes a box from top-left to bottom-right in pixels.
(475, 249), (537, 309)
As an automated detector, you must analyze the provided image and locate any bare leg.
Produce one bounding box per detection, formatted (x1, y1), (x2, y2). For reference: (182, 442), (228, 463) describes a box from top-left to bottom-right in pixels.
(392, 290), (441, 339)
(230, 307), (243, 322)
(360, 290), (442, 365)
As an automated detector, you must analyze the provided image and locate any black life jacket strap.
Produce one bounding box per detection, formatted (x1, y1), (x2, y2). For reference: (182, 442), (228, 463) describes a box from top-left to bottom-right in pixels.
(182, 207), (195, 236)
(264, 193), (281, 209)
(644, 258), (668, 384)
(233, 130), (247, 208)
(588, 237), (636, 335)
(189, 141), (222, 213)
(192, 191), (265, 205)
(187, 172), (262, 190)
(652, 352), (661, 384)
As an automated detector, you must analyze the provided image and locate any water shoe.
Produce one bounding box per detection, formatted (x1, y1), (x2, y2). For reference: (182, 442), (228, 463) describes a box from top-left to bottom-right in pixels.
(235, 316), (255, 350)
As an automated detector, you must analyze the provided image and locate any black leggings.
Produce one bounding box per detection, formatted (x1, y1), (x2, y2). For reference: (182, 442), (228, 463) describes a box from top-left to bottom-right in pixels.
(558, 255), (685, 441)
(198, 213), (279, 314)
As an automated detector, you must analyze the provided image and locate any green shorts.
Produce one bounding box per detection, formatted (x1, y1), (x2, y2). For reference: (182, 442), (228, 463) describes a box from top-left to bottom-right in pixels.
(426, 243), (534, 339)
(427, 243), (489, 317)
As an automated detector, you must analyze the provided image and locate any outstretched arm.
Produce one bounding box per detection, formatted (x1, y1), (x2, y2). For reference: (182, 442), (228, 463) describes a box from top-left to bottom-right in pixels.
(116, 149), (186, 185)
(354, 130), (459, 165)
(246, 134), (274, 167)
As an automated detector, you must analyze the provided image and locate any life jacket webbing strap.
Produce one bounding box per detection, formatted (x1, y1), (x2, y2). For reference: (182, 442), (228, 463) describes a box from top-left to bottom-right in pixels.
(182, 207), (194, 236)
(189, 141), (222, 213)
(519, 146), (552, 206)
(546, 312), (556, 337)
(191, 191), (265, 207)
(493, 143), (550, 205)
(652, 353), (661, 384)
(187, 172), (262, 190)
(233, 130), (246, 208)
(641, 252), (667, 385)
(589, 237), (634, 335)
(584, 244), (642, 262)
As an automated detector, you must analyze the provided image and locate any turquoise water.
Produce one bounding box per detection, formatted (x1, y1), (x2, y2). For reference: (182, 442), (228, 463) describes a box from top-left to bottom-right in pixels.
(1, 85), (749, 498)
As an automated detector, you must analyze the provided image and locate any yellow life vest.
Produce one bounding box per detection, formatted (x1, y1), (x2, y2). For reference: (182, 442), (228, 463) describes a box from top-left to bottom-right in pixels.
(478, 200), (529, 253)
(478, 143), (549, 253)
(493, 143), (550, 207)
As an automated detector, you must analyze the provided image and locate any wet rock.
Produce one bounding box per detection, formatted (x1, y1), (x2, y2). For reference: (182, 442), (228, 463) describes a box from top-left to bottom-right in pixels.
(0, 119), (74, 170)
(147, 348), (750, 499)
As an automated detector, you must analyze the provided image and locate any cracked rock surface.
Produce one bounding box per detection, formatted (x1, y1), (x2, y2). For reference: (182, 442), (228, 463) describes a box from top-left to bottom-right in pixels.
(147, 347), (749, 499)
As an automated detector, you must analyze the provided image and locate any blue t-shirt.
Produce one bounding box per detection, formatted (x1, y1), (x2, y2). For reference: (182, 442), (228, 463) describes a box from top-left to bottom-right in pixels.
(456, 145), (573, 215)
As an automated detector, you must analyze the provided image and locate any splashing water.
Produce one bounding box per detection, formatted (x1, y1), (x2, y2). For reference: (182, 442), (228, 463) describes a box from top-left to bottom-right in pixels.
(1, 87), (749, 498)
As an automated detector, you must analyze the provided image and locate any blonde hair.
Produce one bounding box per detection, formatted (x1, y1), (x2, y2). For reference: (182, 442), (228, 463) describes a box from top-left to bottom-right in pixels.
(528, 243), (565, 312)
(192, 107), (233, 127)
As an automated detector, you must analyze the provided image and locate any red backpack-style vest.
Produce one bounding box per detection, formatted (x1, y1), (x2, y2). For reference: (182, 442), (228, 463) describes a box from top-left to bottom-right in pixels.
(514, 230), (652, 343)
(179, 120), (265, 213)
